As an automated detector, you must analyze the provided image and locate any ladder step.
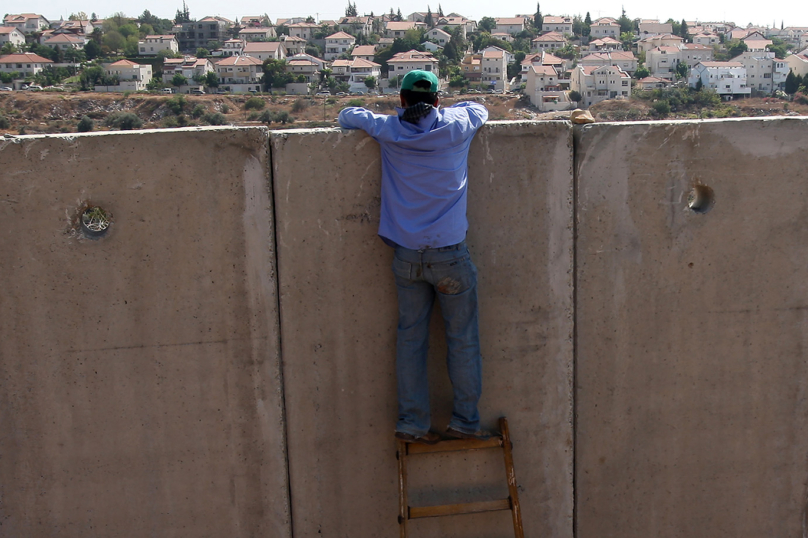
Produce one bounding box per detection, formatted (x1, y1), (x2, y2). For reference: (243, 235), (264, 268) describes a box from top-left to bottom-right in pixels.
(409, 498), (512, 519)
(407, 436), (503, 454)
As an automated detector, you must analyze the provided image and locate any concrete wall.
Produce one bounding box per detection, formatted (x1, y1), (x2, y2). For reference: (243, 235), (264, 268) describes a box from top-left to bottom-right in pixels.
(4, 116), (808, 538)
(0, 129), (290, 537)
(270, 122), (574, 538)
(575, 118), (808, 538)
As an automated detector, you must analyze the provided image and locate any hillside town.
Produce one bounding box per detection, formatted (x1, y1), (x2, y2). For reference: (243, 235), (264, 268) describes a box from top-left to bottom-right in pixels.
(2, 5), (808, 131)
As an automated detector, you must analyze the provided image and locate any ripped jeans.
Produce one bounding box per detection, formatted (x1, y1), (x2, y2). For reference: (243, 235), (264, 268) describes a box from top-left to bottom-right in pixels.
(392, 241), (482, 437)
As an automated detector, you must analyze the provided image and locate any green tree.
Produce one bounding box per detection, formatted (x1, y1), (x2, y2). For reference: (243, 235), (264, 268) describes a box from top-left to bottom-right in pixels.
(102, 30), (125, 52)
(618, 8), (633, 35)
(785, 70), (799, 94)
(478, 17), (496, 33)
(569, 90), (581, 103)
(438, 4), (444, 17)
(634, 65), (650, 79)
(572, 15), (585, 37)
(425, 7), (433, 28)
(680, 19), (689, 40)
(675, 61), (688, 79)
(175, 1), (192, 23)
(105, 112), (143, 130)
(261, 59), (293, 91)
(172, 73), (188, 86)
(769, 37), (788, 59)
(77, 116), (94, 132)
(196, 47), (210, 58)
(667, 19), (681, 37)
(345, 1), (357, 16)
(727, 39), (748, 58)
(652, 100), (671, 117)
(205, 71), (219, 87)
(364, 75), (376, 90)
(534, 3), (542, 31)
(620, 31), (634, 51)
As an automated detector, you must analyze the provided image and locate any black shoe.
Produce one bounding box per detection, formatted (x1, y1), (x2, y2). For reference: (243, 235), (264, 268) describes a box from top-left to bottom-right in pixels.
(445, 426), (494, 441)
(395, 430), (441, 445)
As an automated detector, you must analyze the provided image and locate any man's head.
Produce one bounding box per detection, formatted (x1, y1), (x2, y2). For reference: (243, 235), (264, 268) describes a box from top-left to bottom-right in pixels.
(400, 70), (439, 107)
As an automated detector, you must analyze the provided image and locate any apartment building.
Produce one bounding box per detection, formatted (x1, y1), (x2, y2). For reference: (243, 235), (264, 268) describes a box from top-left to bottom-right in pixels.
(688, 61), (751, 98)
(570, 64), (631, 107)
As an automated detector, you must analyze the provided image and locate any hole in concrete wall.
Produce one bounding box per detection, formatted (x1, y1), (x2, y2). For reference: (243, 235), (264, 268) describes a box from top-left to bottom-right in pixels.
(687, 184), (714, 214)
(80, 205), (111, 238)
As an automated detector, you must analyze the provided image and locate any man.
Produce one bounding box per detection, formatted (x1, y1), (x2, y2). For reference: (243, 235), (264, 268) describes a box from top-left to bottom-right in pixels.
(338, 70), (488, 444)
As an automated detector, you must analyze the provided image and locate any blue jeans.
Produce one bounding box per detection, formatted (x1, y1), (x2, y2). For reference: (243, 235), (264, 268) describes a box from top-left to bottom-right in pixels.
(392, 241), (482, 437)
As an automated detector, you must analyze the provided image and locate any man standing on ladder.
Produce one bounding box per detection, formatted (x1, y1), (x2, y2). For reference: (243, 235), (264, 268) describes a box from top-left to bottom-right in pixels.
(338, 70), (490, 445)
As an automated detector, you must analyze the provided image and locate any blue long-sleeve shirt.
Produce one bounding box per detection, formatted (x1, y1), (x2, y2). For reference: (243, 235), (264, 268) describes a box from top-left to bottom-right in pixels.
(338, 101), (488, 250)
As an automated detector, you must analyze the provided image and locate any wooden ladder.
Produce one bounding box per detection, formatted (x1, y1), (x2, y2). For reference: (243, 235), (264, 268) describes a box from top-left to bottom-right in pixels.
(396, 416), (524, 538)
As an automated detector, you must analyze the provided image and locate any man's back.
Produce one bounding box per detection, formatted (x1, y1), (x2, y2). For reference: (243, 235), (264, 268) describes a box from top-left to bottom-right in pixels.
(338, 102), (488, 249)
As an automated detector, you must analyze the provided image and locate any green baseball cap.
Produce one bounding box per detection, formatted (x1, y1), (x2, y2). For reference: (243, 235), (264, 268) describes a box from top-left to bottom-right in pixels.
(401, 70), (439, 92)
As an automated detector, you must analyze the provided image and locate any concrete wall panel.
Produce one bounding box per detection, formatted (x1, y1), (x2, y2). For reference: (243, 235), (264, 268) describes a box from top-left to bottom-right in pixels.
(271, 121), (573, 538)
(0, 129), (290, 537)
(575, 118), (808, 538)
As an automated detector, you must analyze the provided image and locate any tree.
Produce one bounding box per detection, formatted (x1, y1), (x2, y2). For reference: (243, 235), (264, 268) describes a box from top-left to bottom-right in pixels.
(364, 75), (376, 89)
(438, 4), (444, 17)
(534, 3), (542, 31)
(261, 59), (293, 91)
(77, 116), (94, 132)
(653, 100), (671, 117)
(69, 11), (88, 20)
(102, 30), (125, 52)
(785, 70), (799, 94)
(196, 47), (209, 57)
(172, 73), (188, 86)
(680, 19), (689, 40)
(569, 90), (581, 104)
(175, 1), (191, 24)
(425, 7), (433, 28)
(345, 2), (358, 17)
(397, 9), (403, 22)
(618, 8), (632, 35)
(205, 71), (219, 87)
(620, 32), (634, 51)
(727, 39), (748, 58)
(478, 17), (496, 33)
(675, 61), (688, 79)
(769, 37), (788, 59)
(634, 65), (650, 79)
(84, 40), (102, 60)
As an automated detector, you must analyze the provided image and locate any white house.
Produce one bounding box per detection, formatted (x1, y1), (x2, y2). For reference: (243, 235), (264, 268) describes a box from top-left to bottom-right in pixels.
(0, 53), (53, 76)
(387, 49), (439, 78)
(645, 46), (684, 80)
(3, 14), (49, 34)
(524, 64), (572, 111)
(162, 56), (214, 85)
(214, 54), (263, 92)
(425, 28), (451, 47)
(588, 37), (621, 51)
(579, 51), (638, 74)
(692, 33), (719, 47)
(742, 33), (772, 52)
(351, 45), (377, 61)
(636, 76), (672, 90)
(570, 64), (631, 107)
(0, 27), (26, 48)
(244, 41), (285, 62)
(638, 20), (673, 38)
(238, 27), (276, 41)
(138, 35), (179, 56)
(279, 35), (306, 56)
(520, 51), (568, 83)
(385, 21), (423, 38)
(436, 16), (473, 39)
(337, 16), (373, 36)
(735, 51), (788, 93)
(332, 57), (382, 90)
(785, 51), (808, 77)
(494, 17), (527, 35)
(286, 58), (320, 82)
(542, 16), (573, 36)
(324, 31), (355, 60)
(638, 34), (684, 53)
(98, 59), (153, 92)
(688, 61), (750, 98)
(481, 47), (508, 90)
(43, 33), (86, 51)
(213, 39), (246, 57)
(590, 17), (620, 39)
(532, 32), (566, 52)
(286, 22), (320, 41)
(681, 43), (714, 65)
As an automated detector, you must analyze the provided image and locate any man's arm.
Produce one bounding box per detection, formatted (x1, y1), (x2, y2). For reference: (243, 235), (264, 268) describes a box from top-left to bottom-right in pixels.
(446, 101), (489, 129)
(338, 107), (391, 138)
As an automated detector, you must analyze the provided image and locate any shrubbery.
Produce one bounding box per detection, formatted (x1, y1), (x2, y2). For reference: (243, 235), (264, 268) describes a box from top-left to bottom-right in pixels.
(201, 112), (226, 125)
(0, 115), (9, 129)
(165, 95), (187, 115)
(244, 96), (265, 110)
(77, 116), (94, 132)
(105, 112), (143, 130)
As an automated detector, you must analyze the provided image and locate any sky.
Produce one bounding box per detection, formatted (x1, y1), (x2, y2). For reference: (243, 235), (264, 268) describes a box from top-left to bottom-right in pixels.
(5, 0), (808, 29)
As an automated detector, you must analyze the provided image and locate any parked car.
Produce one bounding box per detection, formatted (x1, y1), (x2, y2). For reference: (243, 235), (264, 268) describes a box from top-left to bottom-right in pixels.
(190, 88), (205, 95)
(161, 88), (174, 94)
(25, 85), (43, 91)
(336, 92), (347, 96)
(0, 86), (12, 91)
(315, 91), (331, 96)
(351, 91), (365, 95)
